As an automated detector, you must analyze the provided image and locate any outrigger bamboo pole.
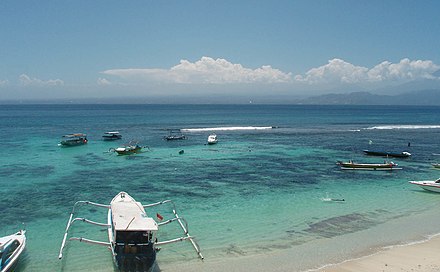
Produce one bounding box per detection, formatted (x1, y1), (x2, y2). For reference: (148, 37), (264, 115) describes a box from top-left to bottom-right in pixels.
(173, 209), (204, 260)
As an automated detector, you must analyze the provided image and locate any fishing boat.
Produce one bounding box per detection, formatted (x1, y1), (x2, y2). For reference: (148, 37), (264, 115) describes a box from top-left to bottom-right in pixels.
(363, 150), (411, 158)
(59, 192), (203, 272)
(0, 230), (26, 272)
(337, 160), (401, 170)
(110, 141), (146, 155)
(163, 130), (186, 141)
(408, 179), (440, 193)
(102, 131), (122, 141)
(59, 133), (88, 146)
(207, 134), (218, 145)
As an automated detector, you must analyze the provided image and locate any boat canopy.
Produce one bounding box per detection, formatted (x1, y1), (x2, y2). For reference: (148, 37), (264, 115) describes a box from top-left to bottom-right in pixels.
(104, 131), (120, 135)
(62, 133), (87, 138)
(111, 201), (158, 232)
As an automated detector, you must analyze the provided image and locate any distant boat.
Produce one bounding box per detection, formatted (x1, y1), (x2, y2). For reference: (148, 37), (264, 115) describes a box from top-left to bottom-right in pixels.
(59, 133), (88, 146)
(432, 163), (440, 169)
(409, 179), (440, 193)
(363, 150), (411, 158)
(102, 131), (122, 141)
(58, 192), (203, 271)
(337, 160), (401, 170)
(0, 230), (26, 272)
(163, 130), (186, 141)
(207, 134), (218, 145)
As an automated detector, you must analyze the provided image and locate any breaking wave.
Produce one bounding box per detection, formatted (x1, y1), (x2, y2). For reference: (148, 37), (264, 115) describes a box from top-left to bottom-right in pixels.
(365, 125), (440, 130)
(180, 126), (276, 132)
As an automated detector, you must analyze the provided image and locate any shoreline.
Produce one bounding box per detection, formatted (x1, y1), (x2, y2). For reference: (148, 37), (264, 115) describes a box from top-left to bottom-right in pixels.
(159, 233), (440, 272)
(317, 233), (440, 272)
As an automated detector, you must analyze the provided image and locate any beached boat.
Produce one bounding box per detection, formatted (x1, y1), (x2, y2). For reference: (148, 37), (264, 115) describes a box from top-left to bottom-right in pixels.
(59, 192), (203, 272)
(0, 230), (26, 272)
(59, 133), (88, 146)
(102, 131), (122, 141)
(408, 179), (440, 193)
(363, 150), (411, 158)
(207, 134), (218, 145)
(337, 160), (401, 170)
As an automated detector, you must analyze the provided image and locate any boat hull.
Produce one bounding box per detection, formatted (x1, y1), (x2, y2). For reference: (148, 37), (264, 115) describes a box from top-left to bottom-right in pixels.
(337, 161), (400, 170)
(363, 150), (411, 158)
(0, 230), (26, 272)
(409, 181), (440, 193)
(108, 193), (157, 272)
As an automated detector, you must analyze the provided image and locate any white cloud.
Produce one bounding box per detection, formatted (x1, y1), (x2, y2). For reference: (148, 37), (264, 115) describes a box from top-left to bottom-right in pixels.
(295, 58), (440, 85)
(0, 79), (9, 87)
(97, 77), (112, 85)
(101, 56), (292, 84)
(19, 74), (64, 86)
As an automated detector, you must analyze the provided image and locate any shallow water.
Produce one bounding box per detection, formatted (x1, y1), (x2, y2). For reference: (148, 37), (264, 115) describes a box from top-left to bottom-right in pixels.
(1, 104), (440, 271)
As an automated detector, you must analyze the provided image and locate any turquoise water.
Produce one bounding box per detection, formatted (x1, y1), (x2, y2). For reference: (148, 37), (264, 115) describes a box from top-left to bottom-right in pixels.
(1, 104), (440, 271)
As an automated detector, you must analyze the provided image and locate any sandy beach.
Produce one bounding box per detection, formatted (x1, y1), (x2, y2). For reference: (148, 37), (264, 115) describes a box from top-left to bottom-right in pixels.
(160, 234), (440, 272)
(318, 234), (440, 272)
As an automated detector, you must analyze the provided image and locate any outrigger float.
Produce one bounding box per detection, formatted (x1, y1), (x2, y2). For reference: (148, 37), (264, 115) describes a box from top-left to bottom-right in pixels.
(59, 192), (203, 272)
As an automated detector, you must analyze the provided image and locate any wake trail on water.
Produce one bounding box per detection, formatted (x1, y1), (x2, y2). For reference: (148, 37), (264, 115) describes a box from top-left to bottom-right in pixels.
(365, 125), (440, 130)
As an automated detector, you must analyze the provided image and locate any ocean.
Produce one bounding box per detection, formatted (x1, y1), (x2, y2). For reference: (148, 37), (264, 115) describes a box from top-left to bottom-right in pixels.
(1, 104), (440, 271)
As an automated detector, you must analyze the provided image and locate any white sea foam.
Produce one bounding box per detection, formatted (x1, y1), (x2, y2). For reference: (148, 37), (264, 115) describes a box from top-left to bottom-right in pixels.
(180, 126), (275, 132)
(365, 125), (440, 130)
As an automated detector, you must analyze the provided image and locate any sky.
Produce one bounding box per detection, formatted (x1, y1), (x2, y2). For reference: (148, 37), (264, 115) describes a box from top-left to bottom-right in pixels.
(1, 0), (440, 101)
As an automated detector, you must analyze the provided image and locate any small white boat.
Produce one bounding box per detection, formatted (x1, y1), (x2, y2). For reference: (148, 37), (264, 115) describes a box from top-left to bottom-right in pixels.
(102, 131), (122, 141)
(207, 134), (218, 145)
(59, 192), (203, 271)
(110, 141), (147, 155)
(409, 179), (440, 193)
(0, 230), (26, 272)
(432, 163), (440, 169)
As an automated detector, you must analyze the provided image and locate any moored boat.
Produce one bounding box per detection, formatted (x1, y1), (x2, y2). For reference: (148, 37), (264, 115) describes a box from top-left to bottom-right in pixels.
(207, 134), (217, 145)
(59, 133), (88, 146)
(408, 179), (440, 193)
(337, 160), (401, 170)
(0, 230), (26, 272)
(432, 163), (440, 169)
(102, 131), (122, 141)
(110, 141), (146, 155)
(363, 150), (411, 158)
(58, 192), (203, 271)
(163, 130), (186, 141)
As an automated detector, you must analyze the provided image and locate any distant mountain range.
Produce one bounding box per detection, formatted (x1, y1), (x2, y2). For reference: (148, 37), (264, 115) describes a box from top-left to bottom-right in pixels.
(300, 89), (440, 105)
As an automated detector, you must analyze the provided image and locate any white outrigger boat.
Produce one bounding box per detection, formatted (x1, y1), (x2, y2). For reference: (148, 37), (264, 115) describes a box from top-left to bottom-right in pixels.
(59, 192), (203, 272)
(0, 230), (26, 272)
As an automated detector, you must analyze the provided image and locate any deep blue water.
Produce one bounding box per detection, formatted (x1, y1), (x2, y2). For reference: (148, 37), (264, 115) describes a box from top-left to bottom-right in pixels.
(1, 104), (440, 271)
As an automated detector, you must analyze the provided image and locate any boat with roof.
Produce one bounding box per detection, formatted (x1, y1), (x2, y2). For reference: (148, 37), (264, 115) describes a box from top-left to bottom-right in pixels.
(59, 133), (88, 146)
(58, 192), (203, 272)
(363, 150), (411, 158)
(0, 230), (26, 272)
(103, 131), (122, 141)
(163, 130), (186, 141)
(409, 178), (440, 193)
(337, 160), (401, 170)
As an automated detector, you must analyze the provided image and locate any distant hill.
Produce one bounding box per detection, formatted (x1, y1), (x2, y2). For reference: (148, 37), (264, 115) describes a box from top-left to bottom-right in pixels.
(300, 89), (440, 105)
